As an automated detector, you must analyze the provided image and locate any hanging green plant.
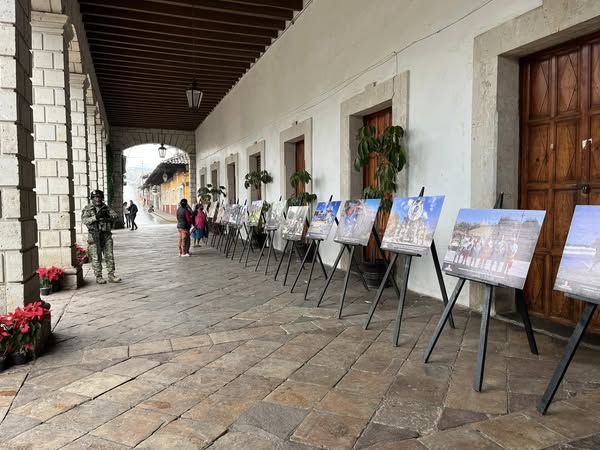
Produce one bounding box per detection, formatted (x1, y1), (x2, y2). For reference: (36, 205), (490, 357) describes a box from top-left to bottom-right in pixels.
(354, 125), (406, 211)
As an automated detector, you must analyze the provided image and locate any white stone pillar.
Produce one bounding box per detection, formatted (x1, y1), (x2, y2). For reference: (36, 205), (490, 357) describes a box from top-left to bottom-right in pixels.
(95, 114), (104, 192)
(69, 73), (88, 243)
(102, 127), (108, 192)
(0, 0), (40, 311)
(85, 93), (97, 191)
(31, 11), (81, 289)
(188, 152), (197, 205)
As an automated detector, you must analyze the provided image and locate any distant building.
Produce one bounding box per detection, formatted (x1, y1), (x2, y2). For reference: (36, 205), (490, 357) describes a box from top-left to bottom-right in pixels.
(142, 154), (190, 216)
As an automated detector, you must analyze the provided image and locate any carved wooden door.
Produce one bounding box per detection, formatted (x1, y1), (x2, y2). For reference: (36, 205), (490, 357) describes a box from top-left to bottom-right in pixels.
(520, 35), (600, 331)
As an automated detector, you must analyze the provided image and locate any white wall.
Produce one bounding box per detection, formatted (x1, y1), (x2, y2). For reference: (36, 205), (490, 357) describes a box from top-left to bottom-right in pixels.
(195, 0), (543, 303)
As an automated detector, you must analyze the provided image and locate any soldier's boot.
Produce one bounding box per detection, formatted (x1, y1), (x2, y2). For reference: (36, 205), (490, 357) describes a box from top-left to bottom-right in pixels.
(108, 273), (122, 283)
(96, 276), (107, 284)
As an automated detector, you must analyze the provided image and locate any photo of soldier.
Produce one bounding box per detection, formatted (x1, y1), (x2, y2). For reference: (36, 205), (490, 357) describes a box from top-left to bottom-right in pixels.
(443, 208), (545, 289)
(334, 199), (381, 247)
(81, 190), (122, 284)
(555, 205), (600, 303)
(307, 201), (341, 240)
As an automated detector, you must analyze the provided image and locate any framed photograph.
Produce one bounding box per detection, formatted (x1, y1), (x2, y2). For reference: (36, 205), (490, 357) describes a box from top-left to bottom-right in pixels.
(228, 204), (243, 226)
(554, 205), (600, 304)
(381, 196), (445, 256)
(248, 200), (264, 227)
(282, 206), (308, 241)
(307, 201), (341, 240)
(334, 199), (381, 247)
(216, 205), (225, 224)
(266, 200), (286, 231)
(207, 202), (218, 220)
(442, 208), (546, 289)
(222, 205), (232, 224)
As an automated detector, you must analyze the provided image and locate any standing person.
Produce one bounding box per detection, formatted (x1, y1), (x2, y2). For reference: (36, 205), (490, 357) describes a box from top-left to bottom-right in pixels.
(191, 203), (207, 247)
(177, 198), (192, 256)
(123, 202), (131, 229)
(128, 200), (138, 231)
(82, 190), (122, 284)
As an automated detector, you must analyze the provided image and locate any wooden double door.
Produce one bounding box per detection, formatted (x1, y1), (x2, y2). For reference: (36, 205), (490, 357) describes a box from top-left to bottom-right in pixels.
(520, 33), (600, 331)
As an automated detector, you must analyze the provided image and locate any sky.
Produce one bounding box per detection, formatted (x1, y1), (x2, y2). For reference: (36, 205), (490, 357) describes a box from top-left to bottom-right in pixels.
(454, 208), (546, 226)
(565, 205), (600, 246)
(124, 144), (183, 173)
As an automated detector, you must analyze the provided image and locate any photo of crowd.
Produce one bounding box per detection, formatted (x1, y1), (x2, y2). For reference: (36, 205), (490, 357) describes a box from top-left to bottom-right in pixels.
(248, 200), (264, 227)
(443, 208), (545, 289)
(282, 206), (308, 241)
(555, 205), (600, 304)
(381, 196), (445, 255)
(307, 201), (341, 240)
(266, 200), (286, 230)
(334, 199), (381, 247)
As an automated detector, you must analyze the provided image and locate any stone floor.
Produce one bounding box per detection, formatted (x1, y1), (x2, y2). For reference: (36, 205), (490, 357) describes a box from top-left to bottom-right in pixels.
(0, 224), (599, 449)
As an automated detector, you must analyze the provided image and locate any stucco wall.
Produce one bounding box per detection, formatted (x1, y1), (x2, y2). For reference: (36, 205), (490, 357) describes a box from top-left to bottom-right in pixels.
(195, 0), (544, 303)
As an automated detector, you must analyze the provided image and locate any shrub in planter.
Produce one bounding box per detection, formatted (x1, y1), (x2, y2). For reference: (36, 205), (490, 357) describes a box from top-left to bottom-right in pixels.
(75, 244), (88, 265)
(4, 302), (52, 366)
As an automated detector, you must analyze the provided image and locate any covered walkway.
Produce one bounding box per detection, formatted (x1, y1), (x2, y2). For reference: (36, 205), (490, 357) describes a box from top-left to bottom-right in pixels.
(0, 225), (598, 449)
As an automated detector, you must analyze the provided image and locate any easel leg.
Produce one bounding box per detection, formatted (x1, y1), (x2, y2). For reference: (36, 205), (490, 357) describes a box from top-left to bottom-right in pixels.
(317, 246), (344, 307)
(254, 232), (269, 271)
(316, 250), (328, 279)
(274, 240), (290, 281)
(423, 278), (466, 363)
(230, 229), (240, 260)
(304, 241), (321, 301)
(244, 228), (254, 268)
(239, 226), (250, 263)
(348, 246), (370, 291)
(516, 289), (538, 355)
(265, 231), (275, 275)
(337, 246), (356, 320)
(393, 256), (413, 347)
(474, 284), (494, 392)
(290, 240), (313, 293)
(372, 227), (401, 297)
(283, 241), (295, 286)
(365, 254), (398, 330)
(431, 242), (455, 328)
(538, 302), (597, 415)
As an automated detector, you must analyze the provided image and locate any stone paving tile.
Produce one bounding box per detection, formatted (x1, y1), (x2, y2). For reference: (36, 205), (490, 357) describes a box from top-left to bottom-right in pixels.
(474, 412), (568, 449)
(11, 391), (88, 421)
(61, 435), (130, 449)
(208, 431), (275, 450)
(26, 365), (94, 390)
(524, 402), (600, 439)
(138, 385), (209, 416)
(137, 362), (196, 385)
(265, 381), (330, 409)
(129, 339), (173, 357)
(7, 422), (83, 449)
(316, 390), (381, 419)
(335, 369), (394, 398)
(170, 334), (213, 351)
(103, 357), (160, 377)
(47, 398), (130, 433)
(437, 407), (489, 430)
(374, 398), (442, 435)
(97, 379), (165, 406)
(418, 427), (504, 449)
(91, 406), (174, 447)
(182, 392), (256, 427)
(247, 357), (304, 379)
(0, 413), (41, 441)
(354, 422), (418, 449)
(288, 363), (347, 388)
(217, 374), (282, 400)
(291, 410), (367, 450)
(231, 401), (309, 439)
(82, 345), (130, 363)
(137, 418), (221, 449)
(60, 372), (131, 398)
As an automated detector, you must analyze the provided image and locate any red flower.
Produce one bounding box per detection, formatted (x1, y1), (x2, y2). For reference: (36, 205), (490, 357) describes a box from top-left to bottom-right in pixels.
(19, 324), (29, 333)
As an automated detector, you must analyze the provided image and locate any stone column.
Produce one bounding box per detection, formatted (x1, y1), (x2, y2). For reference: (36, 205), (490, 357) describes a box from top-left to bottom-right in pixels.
(111, 146), (124, 228)
(95, 114), (104, 192)
(85, 93), (97, 191)
(0, 0), (39, 311)
(188, 152), (197, 205)
(31, 11), (81, 289)
(69, 73), (88, 243)
(102, 127), (108, 191)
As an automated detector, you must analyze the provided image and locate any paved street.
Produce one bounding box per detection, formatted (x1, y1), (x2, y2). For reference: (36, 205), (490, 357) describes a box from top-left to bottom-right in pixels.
(0, 224), (599, 449)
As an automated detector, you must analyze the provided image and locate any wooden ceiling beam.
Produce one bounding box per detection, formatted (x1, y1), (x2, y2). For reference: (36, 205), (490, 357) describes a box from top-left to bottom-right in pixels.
(87, 36), (261, 59)
(79, 0), (285, 30)
(83, 21), (270, 46)
(141, 0), (294, 20)
(223, 0), (303, 10)
(97, 78), (230, 93)
(92, 59), (241, 78)
(95, 71), (234, 87)
(80, 5), (279, 38)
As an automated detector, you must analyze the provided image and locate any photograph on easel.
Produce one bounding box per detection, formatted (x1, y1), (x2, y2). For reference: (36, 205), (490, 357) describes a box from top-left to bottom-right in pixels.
(554, 205), (600, 303)
(442, 208), (545, 289)
(248, 200), (264, 227)
(207, 202), (218, 221)
(222, 205), (233, 224)
(265, 200), (286, 230)
(229, 204), (242, 226)
(282, 206), (308, 241)
(307, 201), (341, 240)
(381, 196), (445, 255)
(216, 205), (225, 224)
(334, 199), (381, 247)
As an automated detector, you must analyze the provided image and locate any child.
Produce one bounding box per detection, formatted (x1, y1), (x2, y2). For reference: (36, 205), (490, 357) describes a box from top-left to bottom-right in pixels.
(192, 204), (207, 247)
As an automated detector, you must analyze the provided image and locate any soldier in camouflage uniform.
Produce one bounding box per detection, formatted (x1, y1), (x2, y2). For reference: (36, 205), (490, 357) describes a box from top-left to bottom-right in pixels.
(82, 190), (122, 284)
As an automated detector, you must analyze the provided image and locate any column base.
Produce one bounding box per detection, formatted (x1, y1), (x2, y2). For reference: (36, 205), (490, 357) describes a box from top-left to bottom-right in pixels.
(62, 265), (83, 290)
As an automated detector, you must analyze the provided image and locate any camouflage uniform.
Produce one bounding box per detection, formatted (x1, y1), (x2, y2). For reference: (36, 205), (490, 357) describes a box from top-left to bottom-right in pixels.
(81, 200), (119, 282)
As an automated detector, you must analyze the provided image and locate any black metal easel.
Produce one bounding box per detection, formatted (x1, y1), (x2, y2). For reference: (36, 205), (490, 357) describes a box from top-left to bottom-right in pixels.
(538, 297), (597, 414)
(363, 187), (455, 346)
(422, 193), (538, 392)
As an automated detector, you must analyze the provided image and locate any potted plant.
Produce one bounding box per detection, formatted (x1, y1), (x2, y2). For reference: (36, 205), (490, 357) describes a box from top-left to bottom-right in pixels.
(76, 244), (88, 265)
(0, 316), (11, 371)
(36, 267), (52, 296)
(287, 169), (318, 258)
(244, 170), (273, 246)
(48, 266), (65, 292)
(354, 124), (406, 287)
(6, 301), (51, 365)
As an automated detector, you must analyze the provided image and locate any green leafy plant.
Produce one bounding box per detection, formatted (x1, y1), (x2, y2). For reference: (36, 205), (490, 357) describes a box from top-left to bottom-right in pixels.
(287, 170), (317, 207)
(198, 184), (226, 203)
(244, 170), (273, 192)
(354, 125), (406, 211)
